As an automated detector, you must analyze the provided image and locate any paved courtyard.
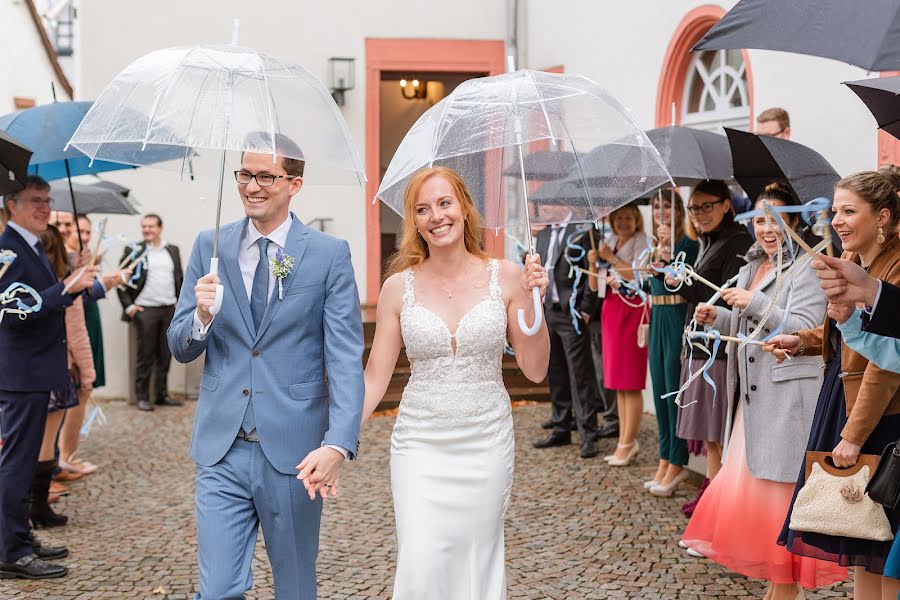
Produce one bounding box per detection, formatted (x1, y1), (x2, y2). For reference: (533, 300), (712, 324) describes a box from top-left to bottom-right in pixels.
(2, 400), (853, 599)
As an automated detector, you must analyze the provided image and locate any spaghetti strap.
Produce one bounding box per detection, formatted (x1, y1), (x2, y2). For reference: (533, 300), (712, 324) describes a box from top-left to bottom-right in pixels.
(488, 259), (501, 301)
(402, 268), (416, 308)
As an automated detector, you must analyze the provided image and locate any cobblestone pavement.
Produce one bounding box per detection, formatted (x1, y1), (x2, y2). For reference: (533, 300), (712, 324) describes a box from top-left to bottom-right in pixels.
(2, 401), (853, 599)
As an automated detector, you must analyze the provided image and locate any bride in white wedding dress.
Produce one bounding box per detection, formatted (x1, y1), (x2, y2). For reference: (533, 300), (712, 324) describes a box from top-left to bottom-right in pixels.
(362, 166), (550, 599)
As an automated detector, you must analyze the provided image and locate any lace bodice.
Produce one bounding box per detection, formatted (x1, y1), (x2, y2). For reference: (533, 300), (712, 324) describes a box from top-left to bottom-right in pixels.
(392, 259), (513, 451)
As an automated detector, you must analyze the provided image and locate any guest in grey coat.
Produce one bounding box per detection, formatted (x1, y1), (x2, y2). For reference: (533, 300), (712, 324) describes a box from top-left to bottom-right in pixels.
(682, 183), (841, 600)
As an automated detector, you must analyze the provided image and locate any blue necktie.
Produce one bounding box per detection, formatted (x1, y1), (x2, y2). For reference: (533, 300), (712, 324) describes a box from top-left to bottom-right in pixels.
(242, 237), (270, 434)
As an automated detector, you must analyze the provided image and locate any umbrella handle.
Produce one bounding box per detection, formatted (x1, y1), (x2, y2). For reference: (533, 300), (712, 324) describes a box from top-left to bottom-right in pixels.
(208, 257), (225, 316)
(516, 287), (543, 336)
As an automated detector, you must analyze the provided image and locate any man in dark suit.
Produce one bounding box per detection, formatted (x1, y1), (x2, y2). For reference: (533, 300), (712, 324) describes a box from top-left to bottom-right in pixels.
(0, 176), (97, 579)
(117, 214), (183, 411)
(532, 210), (602, 459)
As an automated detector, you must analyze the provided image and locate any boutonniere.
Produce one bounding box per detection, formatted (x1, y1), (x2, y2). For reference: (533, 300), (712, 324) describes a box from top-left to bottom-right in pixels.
(270, 247), (294, 300)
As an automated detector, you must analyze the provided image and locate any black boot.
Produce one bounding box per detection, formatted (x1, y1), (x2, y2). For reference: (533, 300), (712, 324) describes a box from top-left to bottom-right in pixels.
(30, 461), (68, 529)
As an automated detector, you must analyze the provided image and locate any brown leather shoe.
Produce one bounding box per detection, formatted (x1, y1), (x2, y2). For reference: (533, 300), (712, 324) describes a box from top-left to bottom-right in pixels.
(51, 470), (82, 483)
(48, 482), (69, 496)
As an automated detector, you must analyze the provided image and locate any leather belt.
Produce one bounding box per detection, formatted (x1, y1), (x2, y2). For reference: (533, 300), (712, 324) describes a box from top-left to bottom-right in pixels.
(236, 428), (259, 442)
(651, 294), (686, 306)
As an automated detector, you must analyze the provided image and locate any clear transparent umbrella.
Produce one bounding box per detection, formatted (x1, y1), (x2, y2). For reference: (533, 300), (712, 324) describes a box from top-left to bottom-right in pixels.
(68, 34), (365, 314)
(376, 69), (671, 334)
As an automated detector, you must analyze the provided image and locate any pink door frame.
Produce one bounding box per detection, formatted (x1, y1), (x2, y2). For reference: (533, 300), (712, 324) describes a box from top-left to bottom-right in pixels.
(364, 38), (506, 305)
(655, 5), (755, 127)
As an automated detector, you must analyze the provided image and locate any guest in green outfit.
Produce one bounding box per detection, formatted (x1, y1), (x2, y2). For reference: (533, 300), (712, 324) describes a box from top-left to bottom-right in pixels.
(645, 190), (699, 497)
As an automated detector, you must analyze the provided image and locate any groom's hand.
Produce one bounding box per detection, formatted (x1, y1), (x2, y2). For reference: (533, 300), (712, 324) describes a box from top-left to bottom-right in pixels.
(296, 447), (343, 501)
(195, 273), (220, 325)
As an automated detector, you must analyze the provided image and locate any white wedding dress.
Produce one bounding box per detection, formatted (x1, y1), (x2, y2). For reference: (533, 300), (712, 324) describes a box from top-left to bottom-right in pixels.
(391, 259), (513, 600)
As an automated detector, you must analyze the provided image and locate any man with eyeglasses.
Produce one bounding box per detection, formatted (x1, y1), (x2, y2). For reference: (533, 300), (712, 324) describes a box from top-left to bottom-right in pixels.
(167, 132), (363, 599)
(117, 213), (183, 411)
(0, 176), (98, 579)
(756, 107), (791, 140)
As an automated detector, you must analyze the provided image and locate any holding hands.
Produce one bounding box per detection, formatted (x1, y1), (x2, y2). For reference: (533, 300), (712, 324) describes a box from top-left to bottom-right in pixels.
(296, 447), (344, 501)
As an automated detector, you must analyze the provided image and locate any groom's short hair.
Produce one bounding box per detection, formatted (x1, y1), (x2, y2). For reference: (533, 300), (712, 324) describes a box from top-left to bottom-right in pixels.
(241, 132), (305, 178)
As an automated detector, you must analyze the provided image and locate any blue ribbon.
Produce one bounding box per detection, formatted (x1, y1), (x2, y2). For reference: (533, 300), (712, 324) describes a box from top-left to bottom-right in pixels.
(564, 229), (587, 334)
(1, 281), (43, 321)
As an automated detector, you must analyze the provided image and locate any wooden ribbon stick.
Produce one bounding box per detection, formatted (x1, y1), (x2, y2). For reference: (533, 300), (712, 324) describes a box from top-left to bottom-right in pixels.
(0, 250), (16, 281)
(90, 220), (108, 266)
(689, 331), (766, 346)
(761, 203), (833, 270)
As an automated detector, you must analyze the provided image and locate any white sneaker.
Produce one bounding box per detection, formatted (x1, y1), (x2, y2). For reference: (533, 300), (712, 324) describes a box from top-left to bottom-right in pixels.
(686, 547), (705, 558)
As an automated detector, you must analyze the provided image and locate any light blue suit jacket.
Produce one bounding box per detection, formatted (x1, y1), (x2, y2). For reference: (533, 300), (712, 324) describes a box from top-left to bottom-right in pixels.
(167, 215), (364, 475)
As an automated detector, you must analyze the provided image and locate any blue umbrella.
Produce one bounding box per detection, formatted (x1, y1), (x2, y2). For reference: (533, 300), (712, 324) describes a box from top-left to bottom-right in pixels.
(0, 101), (135, 181)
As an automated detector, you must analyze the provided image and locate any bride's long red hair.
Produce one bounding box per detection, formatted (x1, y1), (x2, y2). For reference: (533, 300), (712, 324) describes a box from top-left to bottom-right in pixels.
(384, 167), (488, 277)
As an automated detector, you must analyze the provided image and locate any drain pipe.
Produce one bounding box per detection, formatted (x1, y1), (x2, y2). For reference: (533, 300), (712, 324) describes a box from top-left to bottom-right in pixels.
(506, 0), (520, 72)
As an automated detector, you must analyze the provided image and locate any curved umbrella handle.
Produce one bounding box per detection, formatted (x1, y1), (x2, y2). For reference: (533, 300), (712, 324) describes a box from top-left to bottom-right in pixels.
(516, 286), (543, 336)
(208, 257), (225, 316)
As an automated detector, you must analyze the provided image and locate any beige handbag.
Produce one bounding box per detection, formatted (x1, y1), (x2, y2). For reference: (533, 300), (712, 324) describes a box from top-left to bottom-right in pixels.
(789, 452), (893, 542)
(636, 303), (650, 349)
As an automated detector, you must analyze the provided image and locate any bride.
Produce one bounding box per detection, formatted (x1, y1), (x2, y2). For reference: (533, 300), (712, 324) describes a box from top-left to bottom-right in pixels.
(362, 166), (550, 599)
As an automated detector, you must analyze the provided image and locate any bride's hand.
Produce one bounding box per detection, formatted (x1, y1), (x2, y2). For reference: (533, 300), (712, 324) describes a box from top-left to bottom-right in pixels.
(522, 254), (550, 300)
(296, 447), (344, 501)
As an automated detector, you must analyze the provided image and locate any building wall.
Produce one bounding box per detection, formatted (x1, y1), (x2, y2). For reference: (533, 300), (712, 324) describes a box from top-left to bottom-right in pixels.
(0, 0), (70, 110)
(76, 0), (508, 399)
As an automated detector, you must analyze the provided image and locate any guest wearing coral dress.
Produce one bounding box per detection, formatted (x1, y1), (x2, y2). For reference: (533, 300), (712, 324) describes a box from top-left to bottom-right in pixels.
(588, 202), (651, 466)
(682, 184), (846, 599)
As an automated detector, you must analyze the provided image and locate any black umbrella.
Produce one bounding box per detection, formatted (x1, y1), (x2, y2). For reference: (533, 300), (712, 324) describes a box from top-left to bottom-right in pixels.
(844, 76), (900, 140)
(645, 126), (732, 186)
(501, 150), (576, 180)
(694, 0), (900, 71)
(0, 130), (33, 196)
(725, 128), (840, 204)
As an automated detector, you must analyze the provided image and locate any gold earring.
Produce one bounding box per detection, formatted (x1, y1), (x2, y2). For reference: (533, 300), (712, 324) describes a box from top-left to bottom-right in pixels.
(877, 226), (886, 245)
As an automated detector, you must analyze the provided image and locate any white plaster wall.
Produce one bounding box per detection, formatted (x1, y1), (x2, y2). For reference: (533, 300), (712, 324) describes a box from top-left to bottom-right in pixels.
(0, 0), (70, 110)
(76, 0), (508, 399)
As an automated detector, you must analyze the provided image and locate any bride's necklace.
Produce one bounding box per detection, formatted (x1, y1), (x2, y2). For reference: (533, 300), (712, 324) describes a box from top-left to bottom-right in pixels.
(436, 260), (472, 299)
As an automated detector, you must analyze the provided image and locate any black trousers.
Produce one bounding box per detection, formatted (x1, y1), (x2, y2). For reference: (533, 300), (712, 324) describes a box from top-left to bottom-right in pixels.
(0, 390), (49, 561)
(588, 313), (617, 421)
(546, 306), (598, 441)
(133, 305), (176, 404)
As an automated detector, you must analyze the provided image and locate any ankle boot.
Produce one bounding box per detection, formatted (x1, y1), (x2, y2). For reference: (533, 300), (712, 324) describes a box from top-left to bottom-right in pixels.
(30, 460), (68, 529)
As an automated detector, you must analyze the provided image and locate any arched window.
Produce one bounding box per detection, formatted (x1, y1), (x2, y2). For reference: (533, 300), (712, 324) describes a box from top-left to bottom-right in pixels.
(682, 49), (750, 132)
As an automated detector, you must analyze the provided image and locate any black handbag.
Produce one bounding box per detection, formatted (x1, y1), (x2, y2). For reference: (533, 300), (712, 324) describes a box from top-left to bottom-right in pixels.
(866, 438), (900, 509)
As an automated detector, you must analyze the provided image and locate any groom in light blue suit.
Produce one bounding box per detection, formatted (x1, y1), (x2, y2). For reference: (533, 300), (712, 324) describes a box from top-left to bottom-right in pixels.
(168, 134), (364, 600)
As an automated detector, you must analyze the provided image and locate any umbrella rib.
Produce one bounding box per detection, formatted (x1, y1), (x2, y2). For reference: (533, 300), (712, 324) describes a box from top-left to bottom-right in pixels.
(430, 94), (455, 168)
(177, 69), (213, 178)
(256, 55), (278, 162)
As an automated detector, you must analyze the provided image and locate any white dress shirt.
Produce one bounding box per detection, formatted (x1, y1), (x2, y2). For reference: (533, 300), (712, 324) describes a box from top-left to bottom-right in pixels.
(135, 241), (177, 307)
(192, 215), (349, 459)
(544, 214), (572, 304)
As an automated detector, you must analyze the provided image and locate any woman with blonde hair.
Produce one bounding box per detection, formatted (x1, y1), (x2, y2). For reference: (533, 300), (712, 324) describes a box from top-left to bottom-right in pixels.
(586, 202), (651, 466)
(770, 170), (900, 600)
(361, 166), (550, 599)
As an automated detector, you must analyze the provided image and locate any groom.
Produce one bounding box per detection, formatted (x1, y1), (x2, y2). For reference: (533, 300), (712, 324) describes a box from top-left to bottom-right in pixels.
(168, 134), (364, 600)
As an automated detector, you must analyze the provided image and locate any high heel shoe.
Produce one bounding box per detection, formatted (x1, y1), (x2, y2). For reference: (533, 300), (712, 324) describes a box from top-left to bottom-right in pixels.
(650, 470), (690, 497)
(608, 441), (639, 467)
(605, 443), (634, 462)
(643, 479), (660, 490)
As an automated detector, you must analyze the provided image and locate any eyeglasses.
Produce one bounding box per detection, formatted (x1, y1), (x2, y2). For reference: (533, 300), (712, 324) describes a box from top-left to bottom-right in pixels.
(25, 197), (54, 208)
(687, 198), (726, 215)
(233, 171), (297, 187)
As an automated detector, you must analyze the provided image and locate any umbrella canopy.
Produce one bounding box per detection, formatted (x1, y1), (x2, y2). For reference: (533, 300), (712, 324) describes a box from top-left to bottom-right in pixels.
(693, 0), (900, 71)
(725, 128), (840, 204)
(377, 69), (671, 230)
(68, 45), (365, 186)
(500, 149), (576, 181)
(0, 101), (137, 180)
(0, 130), (32, 196)
(844, 76), (900, 140)
(49, 179), (138, 215)
(644, 126), (732, 186)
